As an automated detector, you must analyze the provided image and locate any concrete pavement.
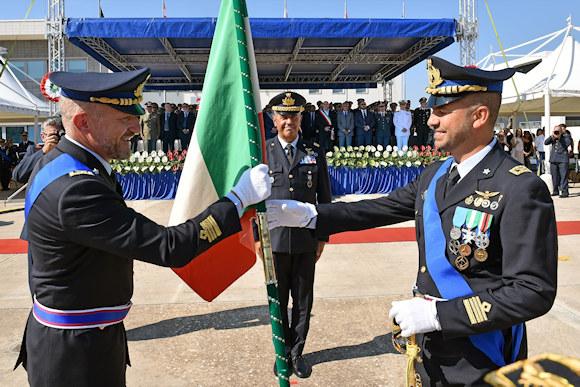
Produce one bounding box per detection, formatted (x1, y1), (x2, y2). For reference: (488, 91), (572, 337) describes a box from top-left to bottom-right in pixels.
(1, 187), (579, 386)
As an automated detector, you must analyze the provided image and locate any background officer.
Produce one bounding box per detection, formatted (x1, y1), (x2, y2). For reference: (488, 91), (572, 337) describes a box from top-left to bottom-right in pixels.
(255, 91), (332, 379)
(266, 56), (556, 385)
(412, 96), (432, 147)
(16, 68), (271, 387)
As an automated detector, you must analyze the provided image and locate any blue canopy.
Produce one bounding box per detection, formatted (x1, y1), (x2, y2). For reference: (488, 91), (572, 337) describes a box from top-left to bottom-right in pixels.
(66, 17), (456, 90)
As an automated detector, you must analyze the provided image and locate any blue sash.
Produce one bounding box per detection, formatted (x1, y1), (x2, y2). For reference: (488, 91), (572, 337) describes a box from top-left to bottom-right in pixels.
(25, 153), (93, 219)
(423, 158), (523, 366)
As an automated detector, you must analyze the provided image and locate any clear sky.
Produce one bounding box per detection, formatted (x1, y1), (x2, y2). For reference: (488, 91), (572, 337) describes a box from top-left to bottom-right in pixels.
(4, 0), (580, 104)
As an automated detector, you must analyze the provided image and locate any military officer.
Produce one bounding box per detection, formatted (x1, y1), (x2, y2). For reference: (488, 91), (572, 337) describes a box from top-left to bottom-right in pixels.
(255, 91), (332, 379)
(412, 96), (432, 147)
(266, 56), (556, 385)
(16, 68), (271, 387)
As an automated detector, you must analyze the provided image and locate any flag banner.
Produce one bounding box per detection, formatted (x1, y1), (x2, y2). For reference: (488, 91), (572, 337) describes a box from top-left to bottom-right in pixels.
(168, 0), (263, 302)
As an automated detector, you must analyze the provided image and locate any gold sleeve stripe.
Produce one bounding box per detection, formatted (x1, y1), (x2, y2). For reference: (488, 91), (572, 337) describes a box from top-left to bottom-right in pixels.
(463, 296), (492, 325)
(199, 215), (222, 243)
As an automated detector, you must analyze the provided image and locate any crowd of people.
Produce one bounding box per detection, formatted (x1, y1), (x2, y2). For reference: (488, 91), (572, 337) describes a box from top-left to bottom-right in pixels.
(262, 97), (433, 151)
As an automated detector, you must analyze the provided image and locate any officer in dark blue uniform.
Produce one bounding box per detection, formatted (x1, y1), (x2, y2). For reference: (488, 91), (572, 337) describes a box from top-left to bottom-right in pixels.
(15, 68), (271, 387)
(255, 91), (332, 379)
(266, 57), (556, 385)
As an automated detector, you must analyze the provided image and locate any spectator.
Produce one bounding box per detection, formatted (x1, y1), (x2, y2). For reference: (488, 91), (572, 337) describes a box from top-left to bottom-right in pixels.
(160, 103), (178, 152)
(534, 128), (545, 174)
(411, 97), (431, 147)
(314, 101), (336, 151)
(388, 102), (398, 145)
(16, 132), (35, 155)
(354, 99), (375, 146)
(13, 117), (64, 184)
(503, 127), (514, 151)
(178, 103), (195, 149)
(0, 138), (14, 190)
(394, 100), (412, 149)
(522, 130), (535, 169)
(336, 101), (354, 147)
(497, 131), (510, 153)
(545, 124), (572, 198)
(511, 128), (524, 164)
(139, 102), (161, 152)
(374, 102), (392, 147)
(300, 103), (317, 142)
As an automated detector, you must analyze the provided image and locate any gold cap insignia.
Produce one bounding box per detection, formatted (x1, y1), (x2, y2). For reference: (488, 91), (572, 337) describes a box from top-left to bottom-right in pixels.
(427, 58), (444, 89)
(509, 165), (531, 176)
(282, 92), (295, 107)
(199, 215), (222, 243)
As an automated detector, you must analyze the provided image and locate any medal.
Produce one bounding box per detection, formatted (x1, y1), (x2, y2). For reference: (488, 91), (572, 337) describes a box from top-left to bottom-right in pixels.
(490, 201), (499, 210)
(465, 195), (474, 205)
(481, 199), (491, 208)
(454, 255), (470, 271)
(474, 197), (483, 207)
(448, 239), (461, 255)
(475, 234), (490, 249)
(462, 229), (476, 244)
(306, 175), (313, 188)
(459, 244), (472, 257)
(451, 207), (468, 241)
(450, 227), (462, 240)
(474, 248), (488, 262)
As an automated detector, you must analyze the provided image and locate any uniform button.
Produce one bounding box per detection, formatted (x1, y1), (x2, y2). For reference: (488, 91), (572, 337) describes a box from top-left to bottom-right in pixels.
(289, 187), (294, 192)
(420, 266), (426, 273)
(288, 174), (293, 179)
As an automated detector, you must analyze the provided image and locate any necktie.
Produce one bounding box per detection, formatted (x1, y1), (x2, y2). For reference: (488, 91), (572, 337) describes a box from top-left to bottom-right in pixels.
(362, 110), (366, 119)
(444, 166), (460, 198)
(285, 144), (294, 163)
(311, 112), (314, 121)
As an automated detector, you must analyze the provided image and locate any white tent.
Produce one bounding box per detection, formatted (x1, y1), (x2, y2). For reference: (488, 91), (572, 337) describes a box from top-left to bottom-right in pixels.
(0, 56), (49, 120)
(479, 20), (580, 116)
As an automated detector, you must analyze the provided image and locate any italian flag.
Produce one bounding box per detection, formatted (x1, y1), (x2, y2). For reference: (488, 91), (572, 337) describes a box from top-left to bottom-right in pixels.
(168, 0), (264, 301)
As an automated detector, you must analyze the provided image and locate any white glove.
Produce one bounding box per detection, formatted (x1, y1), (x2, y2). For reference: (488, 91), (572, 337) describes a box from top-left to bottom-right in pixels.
(266, 199), (317, 229)
(227, 164), (271, 214)
(389, 298), (441, 337)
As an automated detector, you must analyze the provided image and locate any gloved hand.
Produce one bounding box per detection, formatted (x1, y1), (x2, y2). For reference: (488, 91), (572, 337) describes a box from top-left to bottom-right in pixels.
(227, 164), (271, 215)
(388, 298), (441, 337)
(266, 199), (317, 229)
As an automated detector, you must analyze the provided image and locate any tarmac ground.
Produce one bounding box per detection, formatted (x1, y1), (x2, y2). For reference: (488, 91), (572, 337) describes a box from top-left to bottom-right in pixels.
(1, 184), (579, 386)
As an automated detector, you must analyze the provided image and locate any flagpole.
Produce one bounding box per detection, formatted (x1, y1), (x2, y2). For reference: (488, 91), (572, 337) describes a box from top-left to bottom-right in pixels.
(283, 0), (288, 18)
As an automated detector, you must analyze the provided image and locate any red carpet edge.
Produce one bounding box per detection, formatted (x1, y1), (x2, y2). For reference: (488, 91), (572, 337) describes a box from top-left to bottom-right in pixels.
(1, 221), (580, 254)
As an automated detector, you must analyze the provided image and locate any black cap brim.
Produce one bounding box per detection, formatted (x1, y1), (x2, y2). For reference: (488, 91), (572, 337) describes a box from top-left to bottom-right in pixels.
(427, 94), (465, 108)
(111, 103), (145, 116)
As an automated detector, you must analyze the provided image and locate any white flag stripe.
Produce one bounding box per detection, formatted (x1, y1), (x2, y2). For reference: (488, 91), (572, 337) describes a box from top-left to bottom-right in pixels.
(168, 134), (219, 227)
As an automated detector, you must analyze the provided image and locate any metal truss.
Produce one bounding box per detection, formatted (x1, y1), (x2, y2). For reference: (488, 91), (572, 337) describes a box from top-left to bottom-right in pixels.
(284, 37), (304, 81)
(457, 0), (478, 65)
(78, 37), (136, 71)
(329, 37), (371, 81)
(123, 53), (407, 66)
(47, 0), (65, 114)
(373, 36), (448, 81)
(159, 38), (193, 83)
(84, 33), (449, 89)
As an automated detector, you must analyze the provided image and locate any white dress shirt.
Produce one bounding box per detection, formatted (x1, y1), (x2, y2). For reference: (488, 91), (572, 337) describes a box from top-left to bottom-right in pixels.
(451, 138), (497, 182)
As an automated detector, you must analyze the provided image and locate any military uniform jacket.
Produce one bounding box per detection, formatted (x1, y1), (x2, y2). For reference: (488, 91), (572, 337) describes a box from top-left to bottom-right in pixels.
(25, 137), (241, 310)
(413, 108), (431, 130)
(314, 143), (557, 385)
(267, 137), (332, 254)
(375, 112), (393, 133)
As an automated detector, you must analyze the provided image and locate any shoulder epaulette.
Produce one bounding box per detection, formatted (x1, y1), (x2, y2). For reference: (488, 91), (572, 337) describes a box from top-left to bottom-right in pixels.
(68, 170), (95, 177)
(509, 165), (531, 176)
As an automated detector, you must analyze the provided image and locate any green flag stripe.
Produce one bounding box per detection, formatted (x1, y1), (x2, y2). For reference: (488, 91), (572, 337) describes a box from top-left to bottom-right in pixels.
(194, 0), (262, 196)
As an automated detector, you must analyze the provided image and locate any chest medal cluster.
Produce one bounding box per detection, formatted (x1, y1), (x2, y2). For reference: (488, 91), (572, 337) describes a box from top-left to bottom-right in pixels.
(464, 190), (502, 210)
(448, 206), (493, 271)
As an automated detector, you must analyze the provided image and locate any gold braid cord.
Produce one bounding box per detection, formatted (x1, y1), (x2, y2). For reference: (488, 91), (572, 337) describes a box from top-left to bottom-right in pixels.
(392, 322), (423, 387)
(425, 84), (488, 95)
